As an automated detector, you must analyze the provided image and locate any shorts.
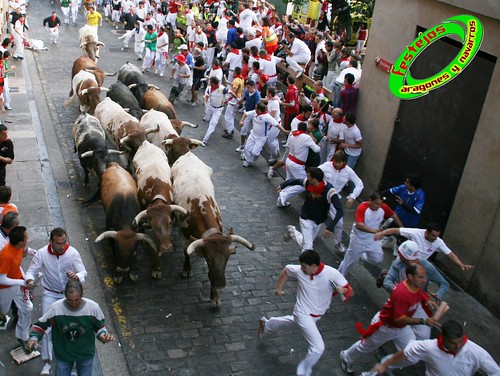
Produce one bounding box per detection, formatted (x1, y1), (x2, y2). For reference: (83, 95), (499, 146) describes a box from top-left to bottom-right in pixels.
(192, 77), (203, 91)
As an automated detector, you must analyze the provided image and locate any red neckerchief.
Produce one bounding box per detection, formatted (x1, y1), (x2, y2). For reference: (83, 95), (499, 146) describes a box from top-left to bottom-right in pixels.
(292, 130), (306, 137)
(309, 262), (324, 280)
(307, 180), (326, 196)
(262, 54), (271, 61)
(210, 84), (219, 92)
(230, 48), (239, 54)
(317, 88), (324, 95)
(296, 115), (306, 121)
(158, 31), (164, 37)
(437, 335), (468, 356)
(333, 117), (343, 124)
(233, 74), (243, 79)
(252, 54), (259, 59)
(51, 16), (57, 21)
(333, 162), (346, 171)
(47, 243), (70, 256)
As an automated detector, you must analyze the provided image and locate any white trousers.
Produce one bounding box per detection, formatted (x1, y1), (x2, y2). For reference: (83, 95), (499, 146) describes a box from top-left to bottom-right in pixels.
(154, 51), (168, 75)
(112, 10), (121, 23)
(3, 76), (11, 108)
(166, 12), (177, 30)
(141, 48), (155, 71)
(203, 105), (224, 142)
(338, 238), (383, 276)
(265, 313), (324, 376)
(14, 33), (24, 58)
(240, 116), (252, 137)
(61, 7), (70, 23)
(323, 70), (337, 89)
(412, 303), (431, 340)
(0, 285), (33, 341)
(286, 54), (310, 73)
(266, 126), (280, 159)
(290, 218), (323, 252)
(243, 132), (267, 164)
(206, 47), (216, 70)
(41, 290), (64, 361)
(49, 27), (59, 43)
(71, 6), (79, 23)
(224, 102), (237, 133)
(285, 157), (306, 181)
(343, 320), (416, 368)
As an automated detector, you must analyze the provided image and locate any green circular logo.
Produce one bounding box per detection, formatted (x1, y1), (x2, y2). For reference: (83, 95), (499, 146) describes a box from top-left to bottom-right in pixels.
(389, 15), (484, 99)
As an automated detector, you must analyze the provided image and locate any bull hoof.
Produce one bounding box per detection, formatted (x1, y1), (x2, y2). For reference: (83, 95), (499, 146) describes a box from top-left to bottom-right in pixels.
(129, 273), (139, 282)
(180, 270), (192, 279)
(113, 275), (123, 284)
(210, 298), (222, 308)
(151, 270), (162, 279)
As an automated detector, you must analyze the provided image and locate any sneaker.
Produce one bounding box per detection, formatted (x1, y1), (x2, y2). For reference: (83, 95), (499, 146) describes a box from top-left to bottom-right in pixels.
(242, 160), (250, 167)
(267, 167), (275, 179)
(235, 145), (244, 152)
(376, 270), (388, 288)
(4, 106), (12, 111)
(137, 57), (142, 61)
(191, 101), (199, 107)
(160, 73), (164, 77)
(268, 158), (278, 165)
(0, 315), (10, 330)
(221, 131), (233, 139)
(283, 225), (295, 242)
(296, 70), (304, 78)
(340, 350), (354, 374)
(276, 195), (290, 208)
(41, 363), (52, 375)
(17, 338), (29, 353)
(257, 317), (268, 338)
(335, 241), (347, 253)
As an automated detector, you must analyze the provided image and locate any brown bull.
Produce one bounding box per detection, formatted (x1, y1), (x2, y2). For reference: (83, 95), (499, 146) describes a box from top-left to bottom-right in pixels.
(70, 56), (116, 96)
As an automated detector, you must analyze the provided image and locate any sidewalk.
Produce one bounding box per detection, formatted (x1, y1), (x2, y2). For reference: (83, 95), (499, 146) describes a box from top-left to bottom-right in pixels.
(0, 38), (127, 376)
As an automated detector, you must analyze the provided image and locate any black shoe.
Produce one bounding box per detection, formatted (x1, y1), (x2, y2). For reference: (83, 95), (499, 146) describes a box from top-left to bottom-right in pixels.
(17, 338), (29, 353)
(221, 131), (233, 139)
(137, 57), (142, 61)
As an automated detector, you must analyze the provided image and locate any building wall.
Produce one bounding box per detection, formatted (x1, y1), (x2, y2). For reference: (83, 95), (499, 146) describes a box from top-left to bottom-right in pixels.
(356, 0), (500, 317)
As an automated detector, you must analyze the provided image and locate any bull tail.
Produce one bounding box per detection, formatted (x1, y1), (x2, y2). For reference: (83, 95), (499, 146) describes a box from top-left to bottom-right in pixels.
(64, 95), (77, 108)
(182, 121), (198, 128)
(78, 188), (101, 207)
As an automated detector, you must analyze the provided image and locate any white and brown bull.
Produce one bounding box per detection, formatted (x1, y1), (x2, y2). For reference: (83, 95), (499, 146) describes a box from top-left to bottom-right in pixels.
(139, 110), (202, 163)
(132, 141), (188, 278)
(171, 152), (255, 306)
(79, 24), (104, 61)
(70, 56), (116, 96)
(65, 70), (108, 114)
(95, 97), (156, 156)
(95, 162), (157, 283)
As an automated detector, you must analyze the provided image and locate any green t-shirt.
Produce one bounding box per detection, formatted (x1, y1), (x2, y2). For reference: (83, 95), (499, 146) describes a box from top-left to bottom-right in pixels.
(145, 31), (158, 51)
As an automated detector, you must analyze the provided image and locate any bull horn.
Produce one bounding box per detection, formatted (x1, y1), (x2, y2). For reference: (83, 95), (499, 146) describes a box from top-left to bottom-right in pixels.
(105, 71), (117, 77)
(189, 139), (205, 147)
(170, 205), (188, 215)
(162, 139), (174, 145)
(97, 41), (105, 47)
(137, 233), (158, 252)
(187, 239), (204, 255)
(230, 235), (255, 250)
(95, 231), (118, 242)
(148, 84), (160, 90)
(100, 87), (110, 92)
(79, 88), (89, 96)
(119, 136), (129, 145)
(133, 210), (148, 228)
(182, 121), (198, 128)
(146, 125), (160, 135)
(80, 150), (94, 158)
(152, 194), (167, 202)
(79, 42), (87, 48)
(108, 149), (124, 155)
(128, 84), (137, 89)
(142, 109), (148, 113)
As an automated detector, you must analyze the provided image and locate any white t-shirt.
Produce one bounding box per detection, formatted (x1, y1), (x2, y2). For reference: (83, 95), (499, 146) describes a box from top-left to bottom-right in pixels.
(267, 98), (281, 123)
(224, 50), (243, 71)
(351, 202), (393, 243)
(290, 38), (312, 62)
(245, 110), (278, 138)
(335, 66), (361, 84)
(318, 162), (363, 200)
(286, 264), (348, 316)
(288, 133), (320, 162)
(156, 33), (169, 53)
(404, 338), (500, 376)
(239, 8), (258, 31)
(342, 124), (362, 156)
(399, 228), (452, 260)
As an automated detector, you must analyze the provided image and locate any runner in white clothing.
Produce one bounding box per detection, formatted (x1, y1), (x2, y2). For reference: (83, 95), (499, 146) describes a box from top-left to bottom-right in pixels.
(25, 228), (88, 376)
(242, 102), (279, 167)
(374, 223), (474, 271)
(372, 320), (500, 376)
(258, 250), (353, 376)
(283, 32), (312, 78)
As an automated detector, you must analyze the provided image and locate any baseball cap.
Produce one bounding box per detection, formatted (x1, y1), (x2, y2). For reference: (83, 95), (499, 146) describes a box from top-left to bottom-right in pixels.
(176, 54), (186, 64)
(179, 44), (188, 50)
(398, 240), (420, 261)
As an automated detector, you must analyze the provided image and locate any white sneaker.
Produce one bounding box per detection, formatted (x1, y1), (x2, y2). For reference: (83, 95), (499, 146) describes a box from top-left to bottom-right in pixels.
(283, 225), (295, 242)
(41, 363), (52, 375)
(0, 315), (10, 330)
(340, 350), (354, 374)
(235, 145), (244, 152)
(336, 242), (347, 254)
(240, 151), (245, 160)
(276, 195), (290, 208)
(242, 160), (250, 167)
(267, 167), (274, 179)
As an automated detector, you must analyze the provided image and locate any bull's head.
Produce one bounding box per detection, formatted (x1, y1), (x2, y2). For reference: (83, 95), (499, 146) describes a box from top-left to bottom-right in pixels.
(95, 229), (157, 281)
(162, 136), (205, 163)
(187, 234), (255, 289)
(133, 201), (188, 255)
(80, 149), (124, 177)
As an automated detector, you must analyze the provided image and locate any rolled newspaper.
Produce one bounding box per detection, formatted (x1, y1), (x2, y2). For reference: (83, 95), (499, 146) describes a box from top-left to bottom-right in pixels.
(433, 301), (450, 321)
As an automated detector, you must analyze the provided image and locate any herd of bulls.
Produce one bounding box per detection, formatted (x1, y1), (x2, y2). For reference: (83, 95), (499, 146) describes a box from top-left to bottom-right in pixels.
(66, 28), (255, 306)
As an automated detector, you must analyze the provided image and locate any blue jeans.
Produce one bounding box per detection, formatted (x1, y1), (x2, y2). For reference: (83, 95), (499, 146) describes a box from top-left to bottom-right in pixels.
(56, 356), (93, 376)
(346, 153), (360, 169)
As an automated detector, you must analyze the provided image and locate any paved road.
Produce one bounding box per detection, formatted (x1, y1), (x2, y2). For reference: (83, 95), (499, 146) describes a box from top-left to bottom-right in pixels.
(1, 2), (499, 376)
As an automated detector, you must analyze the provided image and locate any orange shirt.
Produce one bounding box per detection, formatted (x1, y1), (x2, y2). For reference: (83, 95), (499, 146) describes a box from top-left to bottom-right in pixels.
(0, 242), (23, 289)
(0, 203), (18, 220)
